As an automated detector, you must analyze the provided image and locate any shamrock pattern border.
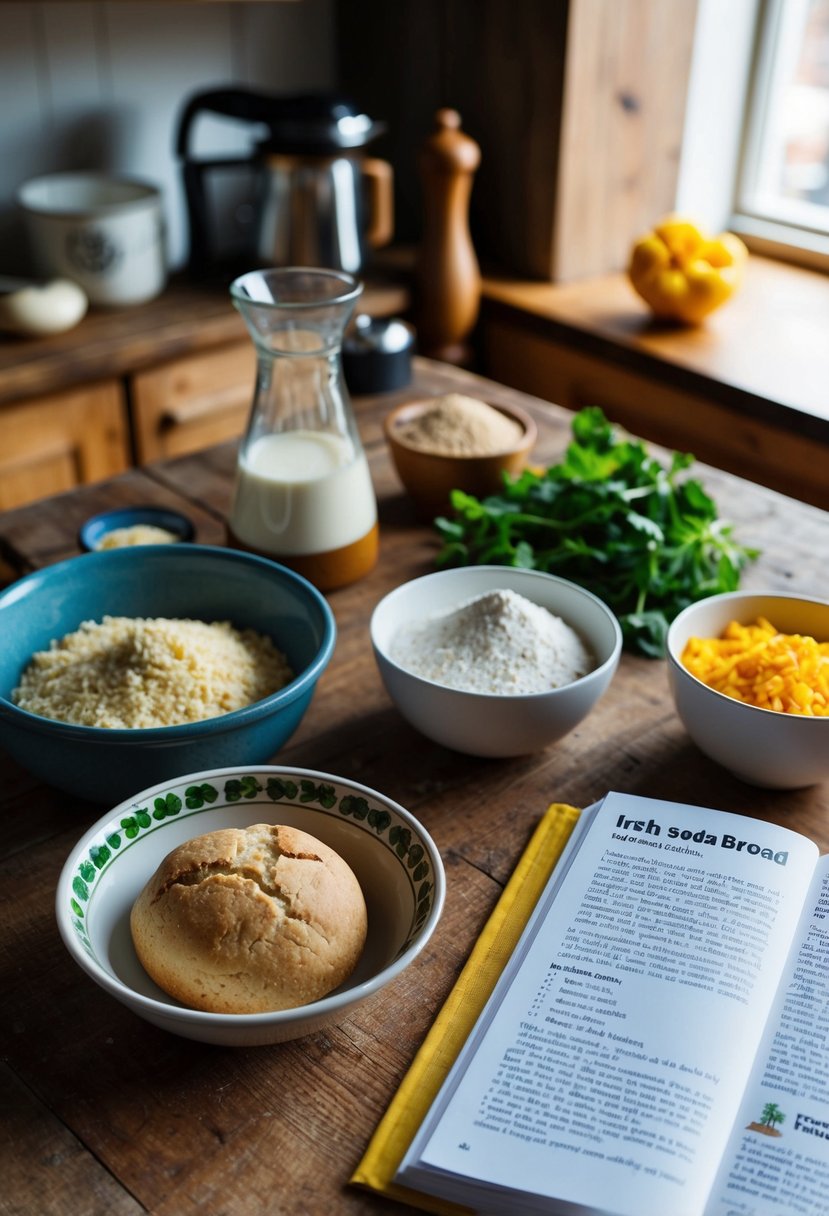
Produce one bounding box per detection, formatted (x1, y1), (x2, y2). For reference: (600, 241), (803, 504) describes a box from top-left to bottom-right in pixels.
(69, 774), (436, 960)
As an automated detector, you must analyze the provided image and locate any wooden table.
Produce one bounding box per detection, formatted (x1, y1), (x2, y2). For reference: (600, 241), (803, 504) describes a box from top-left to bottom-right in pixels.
(1, 359), (827, 1216)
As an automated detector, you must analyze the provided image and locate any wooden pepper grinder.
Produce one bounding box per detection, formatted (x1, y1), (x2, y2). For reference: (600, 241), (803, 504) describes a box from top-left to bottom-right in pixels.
(414, 108), (481, 366)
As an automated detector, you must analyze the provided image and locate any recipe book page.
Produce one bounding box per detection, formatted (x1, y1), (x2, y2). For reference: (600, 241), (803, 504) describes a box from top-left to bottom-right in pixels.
(707, 855), (829, 1216)
(397, 792), (819, 1216)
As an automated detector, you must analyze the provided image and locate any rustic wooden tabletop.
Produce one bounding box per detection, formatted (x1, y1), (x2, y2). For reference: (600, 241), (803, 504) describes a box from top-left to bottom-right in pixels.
(1, 358), (827, 1216)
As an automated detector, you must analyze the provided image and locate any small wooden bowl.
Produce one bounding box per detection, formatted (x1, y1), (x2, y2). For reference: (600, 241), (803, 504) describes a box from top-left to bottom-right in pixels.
(383, 397), (537, 519)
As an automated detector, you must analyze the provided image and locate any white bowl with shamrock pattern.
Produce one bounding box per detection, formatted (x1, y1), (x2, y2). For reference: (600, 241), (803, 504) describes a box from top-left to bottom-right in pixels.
(56, 765), (445, 1046)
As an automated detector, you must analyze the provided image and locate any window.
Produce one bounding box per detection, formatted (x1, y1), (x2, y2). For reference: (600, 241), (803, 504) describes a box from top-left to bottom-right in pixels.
(677, 0), (829, 267)
(735, 0), (829, 258)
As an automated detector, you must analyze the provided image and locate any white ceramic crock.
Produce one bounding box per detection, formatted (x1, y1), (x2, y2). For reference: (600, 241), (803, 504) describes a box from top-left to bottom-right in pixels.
(18, 172), (167, 306)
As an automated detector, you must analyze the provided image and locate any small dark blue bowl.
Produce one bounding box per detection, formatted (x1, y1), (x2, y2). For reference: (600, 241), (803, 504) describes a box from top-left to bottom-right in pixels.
(0, 545), (336, 802)
(79, 505), (196, 552)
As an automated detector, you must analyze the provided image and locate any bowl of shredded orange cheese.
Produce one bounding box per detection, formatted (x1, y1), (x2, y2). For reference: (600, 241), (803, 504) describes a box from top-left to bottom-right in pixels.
(667, 592), (829, 789)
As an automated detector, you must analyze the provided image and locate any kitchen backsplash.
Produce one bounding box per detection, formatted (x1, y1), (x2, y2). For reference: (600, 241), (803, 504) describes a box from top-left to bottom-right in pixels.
(0, 0), (335, 276)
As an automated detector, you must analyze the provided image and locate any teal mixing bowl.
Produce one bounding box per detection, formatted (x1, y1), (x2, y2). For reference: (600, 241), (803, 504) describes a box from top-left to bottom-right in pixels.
(0, 545), (336, 802)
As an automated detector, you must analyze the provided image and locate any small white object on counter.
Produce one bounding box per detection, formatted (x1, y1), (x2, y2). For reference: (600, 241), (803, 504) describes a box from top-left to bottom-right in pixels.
(0, 277), (87, 336)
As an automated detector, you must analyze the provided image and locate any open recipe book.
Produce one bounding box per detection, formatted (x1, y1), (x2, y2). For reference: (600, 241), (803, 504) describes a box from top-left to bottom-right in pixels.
(394, 792), (829, 1216)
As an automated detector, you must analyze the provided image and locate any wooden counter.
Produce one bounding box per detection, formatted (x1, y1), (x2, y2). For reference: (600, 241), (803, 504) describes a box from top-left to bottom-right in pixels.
(0, 273), (410, 511)
(0, 274), (410, 407)
(1, 358), (827, 1215)
(480, 255), (829, 510)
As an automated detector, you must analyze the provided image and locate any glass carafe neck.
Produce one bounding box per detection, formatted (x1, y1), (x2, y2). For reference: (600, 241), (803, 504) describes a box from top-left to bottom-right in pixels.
(247, 346), (353, 446)
(231, 267), (363, 450)
(230, 267), (362, 357)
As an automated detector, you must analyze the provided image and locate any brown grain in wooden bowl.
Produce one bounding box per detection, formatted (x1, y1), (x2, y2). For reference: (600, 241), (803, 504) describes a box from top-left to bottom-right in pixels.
(383, 395), (538, 520)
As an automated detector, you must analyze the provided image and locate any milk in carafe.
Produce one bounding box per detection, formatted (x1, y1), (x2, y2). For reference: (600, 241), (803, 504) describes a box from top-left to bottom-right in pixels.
(226, 268), (378, 591)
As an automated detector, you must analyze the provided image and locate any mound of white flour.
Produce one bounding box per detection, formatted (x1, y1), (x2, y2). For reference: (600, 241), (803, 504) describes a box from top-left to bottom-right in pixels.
(389, 588), (593, 694)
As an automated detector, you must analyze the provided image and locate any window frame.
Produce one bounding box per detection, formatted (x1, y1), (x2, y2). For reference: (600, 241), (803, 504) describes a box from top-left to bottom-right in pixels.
(677, 0), (829, 271)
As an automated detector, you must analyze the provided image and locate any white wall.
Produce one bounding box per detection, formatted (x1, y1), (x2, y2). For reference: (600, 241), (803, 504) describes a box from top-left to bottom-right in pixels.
(0, 0), (336, 273)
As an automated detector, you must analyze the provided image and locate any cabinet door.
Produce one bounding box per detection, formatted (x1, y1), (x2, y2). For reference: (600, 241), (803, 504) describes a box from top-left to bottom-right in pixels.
(131, 341), (256, 464)
(0, 380), (129, 511)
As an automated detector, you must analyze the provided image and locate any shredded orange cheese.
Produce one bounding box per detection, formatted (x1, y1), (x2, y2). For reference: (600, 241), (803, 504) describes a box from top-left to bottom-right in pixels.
(681, 616), (829, 717)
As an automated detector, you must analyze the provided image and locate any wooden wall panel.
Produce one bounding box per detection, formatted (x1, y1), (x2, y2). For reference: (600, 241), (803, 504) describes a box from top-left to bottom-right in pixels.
(338, 0), (568, 266)
(337, 0), (445, 246)
(337, 0), (698, 281)
(554, 0), (699, 280)
(440, 0), (569, 278)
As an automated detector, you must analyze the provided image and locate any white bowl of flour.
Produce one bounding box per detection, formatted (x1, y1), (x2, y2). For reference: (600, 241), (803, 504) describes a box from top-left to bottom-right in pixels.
(370, 567), (622, 757)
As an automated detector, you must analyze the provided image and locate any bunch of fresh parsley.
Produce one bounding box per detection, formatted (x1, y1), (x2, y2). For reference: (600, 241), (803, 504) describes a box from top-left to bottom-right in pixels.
(434, 407), (759, 657)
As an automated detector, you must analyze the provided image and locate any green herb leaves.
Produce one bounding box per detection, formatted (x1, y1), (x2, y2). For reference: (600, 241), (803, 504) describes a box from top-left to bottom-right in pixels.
(434, 407), (759, 657)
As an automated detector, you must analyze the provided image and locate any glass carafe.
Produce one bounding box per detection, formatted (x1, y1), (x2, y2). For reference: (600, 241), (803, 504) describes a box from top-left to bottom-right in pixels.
(227, 268), (379, 591)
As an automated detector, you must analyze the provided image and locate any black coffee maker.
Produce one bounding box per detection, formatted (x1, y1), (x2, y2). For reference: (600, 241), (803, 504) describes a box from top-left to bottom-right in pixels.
(175, 86), (393, 280)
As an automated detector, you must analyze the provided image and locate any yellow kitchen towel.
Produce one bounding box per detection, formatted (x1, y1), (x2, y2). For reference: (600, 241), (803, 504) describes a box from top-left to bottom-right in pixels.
(350, 801), (583, 1214)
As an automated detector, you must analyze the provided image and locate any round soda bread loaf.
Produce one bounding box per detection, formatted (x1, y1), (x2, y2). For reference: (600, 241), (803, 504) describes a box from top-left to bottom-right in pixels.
(130, 823), (368, 1014)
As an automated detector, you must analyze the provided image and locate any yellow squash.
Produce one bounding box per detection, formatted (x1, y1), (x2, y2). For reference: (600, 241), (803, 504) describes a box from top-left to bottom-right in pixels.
(628, 214), (748, 325)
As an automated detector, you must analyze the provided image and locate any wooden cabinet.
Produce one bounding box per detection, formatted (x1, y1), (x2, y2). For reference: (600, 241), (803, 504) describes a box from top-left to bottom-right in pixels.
(480, 260), (829, 514)
(483, 319), (829, 510)
(0, 380), (129, 511)
(0, 340), (254, 511)
(131, 341), (255, 463)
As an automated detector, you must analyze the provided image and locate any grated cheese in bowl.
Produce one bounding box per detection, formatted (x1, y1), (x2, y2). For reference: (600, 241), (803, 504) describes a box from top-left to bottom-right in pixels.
(681, 616), (828, 717)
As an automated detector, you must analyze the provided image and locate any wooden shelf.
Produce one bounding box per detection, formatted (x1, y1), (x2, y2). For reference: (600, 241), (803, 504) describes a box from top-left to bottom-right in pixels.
(0, 269), (411, 510)
(480, 255), (829, 444)
(479, 256), (829, 510)
(0, 271), (411, 408)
